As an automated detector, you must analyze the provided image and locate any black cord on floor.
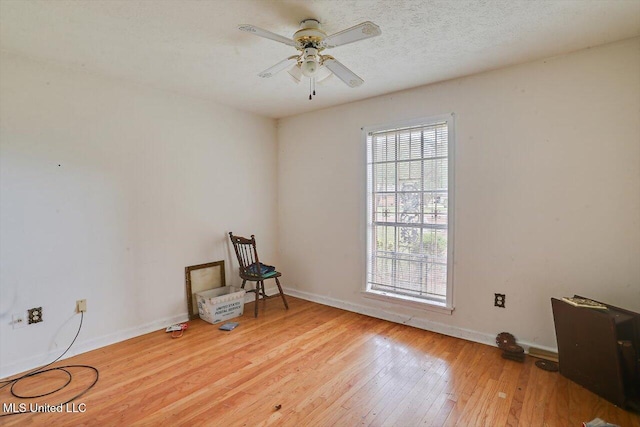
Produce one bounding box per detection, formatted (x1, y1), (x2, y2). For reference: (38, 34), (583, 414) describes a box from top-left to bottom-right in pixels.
(0, 312), (100, 418)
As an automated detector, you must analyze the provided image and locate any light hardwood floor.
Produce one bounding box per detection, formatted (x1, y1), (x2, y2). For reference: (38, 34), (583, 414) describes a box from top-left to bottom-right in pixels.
(1, 297), (639, 426)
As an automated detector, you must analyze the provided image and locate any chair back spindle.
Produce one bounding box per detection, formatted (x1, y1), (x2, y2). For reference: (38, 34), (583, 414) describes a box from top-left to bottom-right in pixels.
(229, 233), (261, 278)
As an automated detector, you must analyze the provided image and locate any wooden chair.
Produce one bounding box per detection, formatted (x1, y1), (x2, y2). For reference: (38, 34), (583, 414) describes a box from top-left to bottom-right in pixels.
(228, 232), (289, 317)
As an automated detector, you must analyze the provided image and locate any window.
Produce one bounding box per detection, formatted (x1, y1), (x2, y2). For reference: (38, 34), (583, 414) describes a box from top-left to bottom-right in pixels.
(365, 114), (454, 310)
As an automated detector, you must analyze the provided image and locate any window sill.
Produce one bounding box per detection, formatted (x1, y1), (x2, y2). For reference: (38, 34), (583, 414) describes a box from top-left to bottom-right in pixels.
(361, 290), (454, 315)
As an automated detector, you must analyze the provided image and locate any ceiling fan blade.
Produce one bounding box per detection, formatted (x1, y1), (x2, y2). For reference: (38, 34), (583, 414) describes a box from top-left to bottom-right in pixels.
(324, 21), (381, 48)
(258, 56), (298, 78)
(238, 24), (296, 47)
(323, 57), (364, 88)
(288, 64), (332, 84)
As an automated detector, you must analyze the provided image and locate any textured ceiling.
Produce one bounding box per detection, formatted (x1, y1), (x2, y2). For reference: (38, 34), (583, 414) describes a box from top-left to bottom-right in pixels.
(1, 0), (639, 118)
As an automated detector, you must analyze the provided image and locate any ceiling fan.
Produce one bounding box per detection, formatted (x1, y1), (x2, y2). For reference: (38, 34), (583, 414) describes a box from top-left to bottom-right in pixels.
(238, 19), (381, 99)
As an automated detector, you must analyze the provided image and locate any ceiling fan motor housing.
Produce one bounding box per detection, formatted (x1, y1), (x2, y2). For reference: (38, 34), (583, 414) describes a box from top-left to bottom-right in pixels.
(294, 19), (327, 50)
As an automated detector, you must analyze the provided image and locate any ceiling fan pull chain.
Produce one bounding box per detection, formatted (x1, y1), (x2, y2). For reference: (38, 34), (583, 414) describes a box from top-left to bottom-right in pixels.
(309, 78), (312, 100)
(313, 77), (316, 96)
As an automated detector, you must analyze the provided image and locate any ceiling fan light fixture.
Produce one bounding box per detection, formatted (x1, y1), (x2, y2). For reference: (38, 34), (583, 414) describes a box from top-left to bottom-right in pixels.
(288, 64), (303, 83)
(301, 59), (319, 77)
(315, 66), (332, 83)
(300, 47), (320, 77)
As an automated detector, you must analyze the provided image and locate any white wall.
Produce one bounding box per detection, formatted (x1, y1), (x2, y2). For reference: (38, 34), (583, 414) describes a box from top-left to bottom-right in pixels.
(2, 37), (638, 378)
(0, 53), (278, 377)
(277, 38), (640, 350)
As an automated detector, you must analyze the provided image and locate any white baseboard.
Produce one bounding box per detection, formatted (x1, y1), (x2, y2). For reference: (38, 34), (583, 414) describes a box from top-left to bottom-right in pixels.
(0, 313), (188, 379)
(284, 287), (558, 354)
(2, 286), (556, 379)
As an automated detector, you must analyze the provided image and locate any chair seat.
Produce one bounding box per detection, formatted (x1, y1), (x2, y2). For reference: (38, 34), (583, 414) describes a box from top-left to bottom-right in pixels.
(239, 270), (281, 281)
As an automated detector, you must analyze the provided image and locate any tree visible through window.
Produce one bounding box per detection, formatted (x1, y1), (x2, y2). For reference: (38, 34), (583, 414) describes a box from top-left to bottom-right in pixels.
(366, 116), (454, 308)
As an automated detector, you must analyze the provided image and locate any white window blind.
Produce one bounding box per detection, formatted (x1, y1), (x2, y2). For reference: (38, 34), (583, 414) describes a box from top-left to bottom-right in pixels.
(366, 117), (453, 307)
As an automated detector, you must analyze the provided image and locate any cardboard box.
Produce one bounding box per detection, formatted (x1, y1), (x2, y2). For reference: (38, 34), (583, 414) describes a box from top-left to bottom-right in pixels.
(196, 286), (245, 324)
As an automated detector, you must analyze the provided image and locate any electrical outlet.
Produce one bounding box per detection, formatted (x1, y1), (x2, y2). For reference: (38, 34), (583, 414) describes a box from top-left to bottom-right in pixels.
(494, 293), (506, 308)
(12, 313), (27, 329)
(27, 307), (43, 324)
(76, 299), (87, 313)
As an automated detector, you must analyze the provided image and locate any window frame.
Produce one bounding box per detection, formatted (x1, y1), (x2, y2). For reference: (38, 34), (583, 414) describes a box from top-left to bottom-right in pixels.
(362, 113), (455, 314)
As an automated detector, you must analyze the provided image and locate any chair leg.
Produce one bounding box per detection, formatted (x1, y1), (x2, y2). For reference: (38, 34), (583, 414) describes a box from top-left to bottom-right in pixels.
(260, 281), (268, 298)
(254, 281), (259, 318)
(275, 277), (289, 310)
